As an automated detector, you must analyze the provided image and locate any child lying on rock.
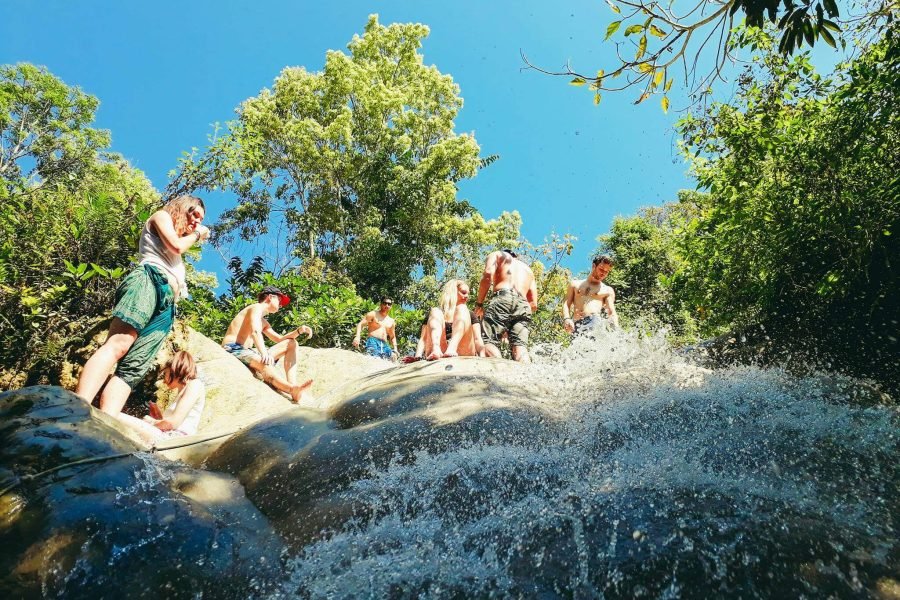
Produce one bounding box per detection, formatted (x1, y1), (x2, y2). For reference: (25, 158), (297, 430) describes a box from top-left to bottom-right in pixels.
(115, 351), (206, 445)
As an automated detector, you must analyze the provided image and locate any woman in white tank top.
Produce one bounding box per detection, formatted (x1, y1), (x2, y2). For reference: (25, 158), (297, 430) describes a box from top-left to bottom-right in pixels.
(76, 195), (209, 416)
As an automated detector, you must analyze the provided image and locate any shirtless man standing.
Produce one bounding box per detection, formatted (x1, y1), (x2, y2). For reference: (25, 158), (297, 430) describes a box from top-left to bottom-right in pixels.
(221, 286), (314, 403)
(353, 296), (399, 360)
(562, 255), (619, 335)
(474, 249), (538, 363)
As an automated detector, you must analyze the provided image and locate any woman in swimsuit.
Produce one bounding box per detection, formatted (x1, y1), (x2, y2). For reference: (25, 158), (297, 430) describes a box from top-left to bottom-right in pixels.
(417, 279), (477, 360)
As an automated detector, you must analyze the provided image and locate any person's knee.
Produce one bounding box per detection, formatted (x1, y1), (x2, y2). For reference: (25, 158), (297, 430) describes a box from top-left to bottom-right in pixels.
(103, 333), (137, 360)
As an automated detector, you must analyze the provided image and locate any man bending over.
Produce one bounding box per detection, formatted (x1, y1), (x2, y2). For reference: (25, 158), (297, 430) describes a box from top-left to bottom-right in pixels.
(222, 286), (314, 404)
(474, 249), (537, 363)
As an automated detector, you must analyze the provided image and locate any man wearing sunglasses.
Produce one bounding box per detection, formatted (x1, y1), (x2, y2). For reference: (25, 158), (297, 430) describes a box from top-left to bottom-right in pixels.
(352, 296), (399, 360)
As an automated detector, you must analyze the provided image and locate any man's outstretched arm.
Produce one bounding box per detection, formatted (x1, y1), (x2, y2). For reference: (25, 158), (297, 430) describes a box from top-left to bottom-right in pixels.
(605, 289), (619, 329)
(352, 314), (368, 348)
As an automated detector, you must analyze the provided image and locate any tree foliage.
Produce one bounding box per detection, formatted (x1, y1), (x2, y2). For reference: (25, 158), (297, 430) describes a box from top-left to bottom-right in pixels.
(0, 64), (158, 386)
(606, 26), (898, 392)
(526, 1), (896, 108)
(169, 15), (489, 301)
(596, 195), (702, 342)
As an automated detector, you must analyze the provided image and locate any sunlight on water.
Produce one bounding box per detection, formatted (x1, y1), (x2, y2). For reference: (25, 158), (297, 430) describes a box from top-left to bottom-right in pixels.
(280, 327), (899, 597)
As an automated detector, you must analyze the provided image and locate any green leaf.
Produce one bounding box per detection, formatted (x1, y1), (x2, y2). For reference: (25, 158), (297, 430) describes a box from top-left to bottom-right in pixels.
(653, 69), (665, 88)
(649, 24), (667, 38)
(570, 77), (587, 86)
(820, 27), (837, 48)
(606, 0), (621, 14)
(624, 24), (644, 36)
(661, 95), (670, 113)
(605, 21), (622, 40)
(90, 263), (109, 277)
(636, 35), (648, 60)
(821, 19), (841, 32)
(665, 78), (674, 92)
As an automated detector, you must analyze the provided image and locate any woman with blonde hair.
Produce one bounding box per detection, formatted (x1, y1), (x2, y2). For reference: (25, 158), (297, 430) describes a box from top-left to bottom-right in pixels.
(417, 279), (477, 360)
(115, 351), (206, 444)
(76, 195), (209, 414)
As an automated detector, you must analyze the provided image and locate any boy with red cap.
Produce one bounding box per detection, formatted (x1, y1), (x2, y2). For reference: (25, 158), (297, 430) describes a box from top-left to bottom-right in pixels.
(221, 285), (314, 403)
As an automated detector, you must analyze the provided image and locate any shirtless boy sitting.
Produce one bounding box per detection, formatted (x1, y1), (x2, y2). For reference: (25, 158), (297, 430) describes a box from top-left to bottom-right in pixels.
(562, 255), (619, 335)
(352, 296), (399, 360)
(221, 285), (314, 403)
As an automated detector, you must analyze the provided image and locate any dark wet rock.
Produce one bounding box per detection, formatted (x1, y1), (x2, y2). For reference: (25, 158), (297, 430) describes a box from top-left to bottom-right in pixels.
(0, 385), (285, 599)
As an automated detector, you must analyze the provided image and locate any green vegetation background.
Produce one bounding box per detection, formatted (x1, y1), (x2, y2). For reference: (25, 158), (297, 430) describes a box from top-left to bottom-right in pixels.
(0, 17), (896, 394)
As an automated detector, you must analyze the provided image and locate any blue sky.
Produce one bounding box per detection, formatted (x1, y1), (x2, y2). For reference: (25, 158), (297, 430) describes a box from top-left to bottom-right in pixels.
(2, 1), (769, 284)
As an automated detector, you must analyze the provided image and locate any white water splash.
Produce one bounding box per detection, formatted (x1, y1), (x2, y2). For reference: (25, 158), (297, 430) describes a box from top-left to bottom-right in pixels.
(281, 327), (899, 598)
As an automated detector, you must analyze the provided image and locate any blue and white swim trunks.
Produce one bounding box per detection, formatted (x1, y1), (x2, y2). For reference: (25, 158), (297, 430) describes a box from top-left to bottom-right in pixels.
(365, 337), (393, 360)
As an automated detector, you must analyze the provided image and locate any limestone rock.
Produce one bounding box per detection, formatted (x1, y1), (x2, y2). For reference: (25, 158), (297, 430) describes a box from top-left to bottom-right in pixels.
(0, 385), (285, 598)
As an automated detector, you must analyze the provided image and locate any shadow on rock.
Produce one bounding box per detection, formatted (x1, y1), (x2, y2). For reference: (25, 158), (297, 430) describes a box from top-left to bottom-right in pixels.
(0, 386), (285, 599)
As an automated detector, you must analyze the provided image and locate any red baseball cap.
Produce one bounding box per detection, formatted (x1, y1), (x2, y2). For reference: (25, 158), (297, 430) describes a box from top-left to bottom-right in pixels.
(258, 285), (290, 307)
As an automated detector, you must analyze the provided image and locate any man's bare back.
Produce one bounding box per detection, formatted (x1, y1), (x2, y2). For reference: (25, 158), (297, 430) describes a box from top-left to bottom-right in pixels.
(489, 250), (537, 309)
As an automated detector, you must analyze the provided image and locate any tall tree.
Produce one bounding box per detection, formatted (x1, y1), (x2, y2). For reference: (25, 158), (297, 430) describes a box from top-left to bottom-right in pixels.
(169, 15), (485, 300)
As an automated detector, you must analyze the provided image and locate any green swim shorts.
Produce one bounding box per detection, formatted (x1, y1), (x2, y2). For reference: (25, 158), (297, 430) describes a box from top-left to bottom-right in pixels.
(481, 288), (532, 348)
(112, 264), (175, 389)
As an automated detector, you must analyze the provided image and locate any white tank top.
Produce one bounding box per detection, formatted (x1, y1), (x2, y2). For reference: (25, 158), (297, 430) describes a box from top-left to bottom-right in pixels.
(164, 381), (205, 436)
(138, 221), (188, 299)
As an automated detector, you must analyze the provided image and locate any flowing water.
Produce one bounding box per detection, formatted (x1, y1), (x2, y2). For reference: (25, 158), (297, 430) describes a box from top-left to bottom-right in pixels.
(276, 329), (899, 598)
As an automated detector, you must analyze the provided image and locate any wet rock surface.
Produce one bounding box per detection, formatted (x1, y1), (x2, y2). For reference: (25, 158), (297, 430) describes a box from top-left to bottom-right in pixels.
(0, 386), (285, 599)
(206, 357), (560, 548)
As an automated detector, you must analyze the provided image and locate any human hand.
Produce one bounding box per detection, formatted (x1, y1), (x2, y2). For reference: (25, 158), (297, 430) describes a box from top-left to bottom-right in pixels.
(298, 325), (313, 338)
(260, 351), (273, 366)
(352, 336), (360, 348)
(154, 419), (174, 432)
(563, 318), (575, 333)
(148, 401), (163, 420)
(474, 306), (484, 320)
(194, 225), (210, 242)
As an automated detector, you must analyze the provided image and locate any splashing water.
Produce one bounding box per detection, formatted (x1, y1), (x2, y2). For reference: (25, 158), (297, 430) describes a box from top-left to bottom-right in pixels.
(281, 327), (899, 598)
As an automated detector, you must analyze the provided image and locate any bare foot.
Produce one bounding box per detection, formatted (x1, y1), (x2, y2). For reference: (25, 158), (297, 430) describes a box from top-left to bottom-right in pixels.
(426, 350), (443, 361)
(443, 348), (459, 358)
(290, 379), (314, 404)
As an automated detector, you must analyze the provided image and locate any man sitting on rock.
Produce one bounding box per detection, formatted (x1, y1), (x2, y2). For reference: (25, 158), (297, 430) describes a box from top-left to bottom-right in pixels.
(221, 286), (314, 404)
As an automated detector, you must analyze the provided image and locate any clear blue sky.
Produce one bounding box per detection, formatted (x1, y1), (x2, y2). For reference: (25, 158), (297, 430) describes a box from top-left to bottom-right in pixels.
(3, 1), (708, 284)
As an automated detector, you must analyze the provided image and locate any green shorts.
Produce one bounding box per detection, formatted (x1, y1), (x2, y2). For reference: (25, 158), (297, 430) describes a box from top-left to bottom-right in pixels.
(112, 264), (175, 389)
(481, 288), (532, 348)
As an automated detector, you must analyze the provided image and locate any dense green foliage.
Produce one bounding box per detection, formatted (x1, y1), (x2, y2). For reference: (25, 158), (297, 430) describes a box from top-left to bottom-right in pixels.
(170, 15), (493, 301)
(603, 25), (899, 391)
(0, 65), (158, 385)
(596, 194), (702, 343)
